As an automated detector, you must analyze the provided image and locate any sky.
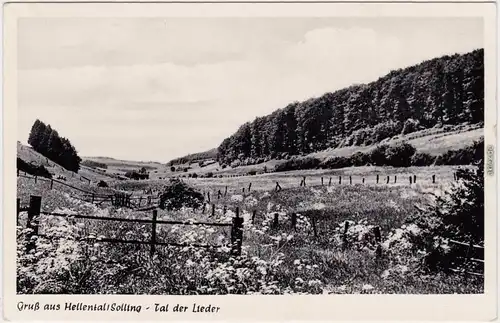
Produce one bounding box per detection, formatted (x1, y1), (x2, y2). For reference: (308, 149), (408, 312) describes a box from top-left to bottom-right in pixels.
(17, 17), (483, 163)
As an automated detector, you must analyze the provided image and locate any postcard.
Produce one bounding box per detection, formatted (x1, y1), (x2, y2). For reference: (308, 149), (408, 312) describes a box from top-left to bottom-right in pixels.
(2, 1), (497, 321)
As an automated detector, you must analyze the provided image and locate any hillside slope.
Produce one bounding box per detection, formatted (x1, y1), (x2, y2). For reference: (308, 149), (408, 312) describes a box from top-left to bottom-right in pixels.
(217, 49), (484, 166)
(17, 142), (118, 184)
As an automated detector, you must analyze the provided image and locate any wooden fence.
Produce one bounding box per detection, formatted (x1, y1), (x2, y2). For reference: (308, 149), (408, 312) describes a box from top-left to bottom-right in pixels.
(17, 172), (158, 210)
(17, 195), (244, 257)
(448, 239), (484, 277)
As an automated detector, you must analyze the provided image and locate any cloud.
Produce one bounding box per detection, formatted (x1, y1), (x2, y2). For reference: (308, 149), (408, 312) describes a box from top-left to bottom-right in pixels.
(18, 20), (483, 161)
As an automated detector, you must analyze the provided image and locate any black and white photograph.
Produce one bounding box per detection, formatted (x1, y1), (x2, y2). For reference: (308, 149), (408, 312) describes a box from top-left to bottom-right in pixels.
(2, 2), (497, 320)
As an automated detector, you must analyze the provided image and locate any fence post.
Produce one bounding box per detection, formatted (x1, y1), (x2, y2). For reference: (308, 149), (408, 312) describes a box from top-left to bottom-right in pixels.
(272, 213), (279, 230)
(374, 226), (382, 259)
(26, 195), (41, 252)
(150, 210), (158, 256)
(207, 192), (211, 203)
(230, 207), (244, 257)
(329, 177), (332, 186)
(252, 210), (256, 224)
(321, 177), (324, 186)
(413, 175), (417, 183)
(409, 176), (413, 184)
(50, 179), (54, 189)
(211, 204), (215, 217)
(311, 216), (318, 238)
(342, 221), (349, 250)
(303, 177), (306, 187)
(386, 176), (389, 184)
(242, 187), (245, 194)
(248, 183), (252, 192)
(35, 176), (37, 183)
(394, 176), (397, 184)
(376, 175), (379, 184)
(218, 190), (222, 199)
(276, 182), (281, 191)
(362, 178), (365, 184)
(202, 203), (206, 214)
(349, 176), (352, 185)
(432, 175), (436, 184)
(291, 213), (297, 230)
(224, 186), (228, 197)
(223, 205), (227, 215)
(16, 198), (20, 226)
(339, 176), (342, 185)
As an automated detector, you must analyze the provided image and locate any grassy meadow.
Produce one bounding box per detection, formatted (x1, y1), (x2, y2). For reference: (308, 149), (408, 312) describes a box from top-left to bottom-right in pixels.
(16, 160), (483, 294)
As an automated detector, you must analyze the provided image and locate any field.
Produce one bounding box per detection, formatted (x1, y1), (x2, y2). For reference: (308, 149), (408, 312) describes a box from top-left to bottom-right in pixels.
(16, 158), (483, 294)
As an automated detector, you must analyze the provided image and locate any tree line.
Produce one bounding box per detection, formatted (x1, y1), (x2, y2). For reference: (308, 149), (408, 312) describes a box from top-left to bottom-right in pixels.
(274, 138), (484, 172)
(217, 49), (484, 166)
(27, 119), (82, 172)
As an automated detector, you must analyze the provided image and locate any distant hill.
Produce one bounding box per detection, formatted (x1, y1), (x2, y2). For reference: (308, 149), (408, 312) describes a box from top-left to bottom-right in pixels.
(217, 49), (484, 166)
(83, 156), (165, 170)
(168, 148), (218, 166)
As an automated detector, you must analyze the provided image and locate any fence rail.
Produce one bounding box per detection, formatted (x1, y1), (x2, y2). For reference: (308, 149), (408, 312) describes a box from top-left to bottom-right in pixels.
(17, 195), (243, 257)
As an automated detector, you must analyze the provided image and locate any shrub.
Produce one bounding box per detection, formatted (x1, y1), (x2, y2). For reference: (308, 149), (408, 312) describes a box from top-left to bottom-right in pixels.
(369, 144), (389, 166)
(206, 172), (214, 178)
(275, 157), (321, 172)
(159, 179), (203, 211)
(97, 180), (108, 188)
(192, 173), (198, 178)
(384, 142), (416, 167)
(124, 171), (149, 180)
(319, 156), (350, 169)
(221, 164), (227, 169)
(408, 158), (484, 272)
(17, 158), (52, 178)
(434, 138), (484, 166)
(170, 166), (175, 172)
(349, 151), (370, 167)
(247, 170), (257, 176)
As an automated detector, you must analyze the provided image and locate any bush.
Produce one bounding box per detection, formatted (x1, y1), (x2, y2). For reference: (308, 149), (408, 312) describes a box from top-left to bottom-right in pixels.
(192, 173), (198, 178)
(319, 156), (350, 169)
(349, 152), (370, 167)
(411, 152), (435, 166)
(408, 158), (484, 272)
(369, 144), (389, 166)
(384, 142), (416, 167)
(206, 172), (214, 178)
(124, 171), (149, 180)
(275, 157), (321, 172)
(247, 170), (257, 176)
(170, 166), (175, 172)
(221, 164), (227, 169)
(97, 180), (108, 188)
(17, 158), (52, 179)
(434, 138), (484, 166)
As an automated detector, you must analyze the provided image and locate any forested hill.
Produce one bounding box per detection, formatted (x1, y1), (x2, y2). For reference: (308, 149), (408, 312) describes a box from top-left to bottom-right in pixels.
(217, 49), (484, 165)
(168, 148), (218, 166)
